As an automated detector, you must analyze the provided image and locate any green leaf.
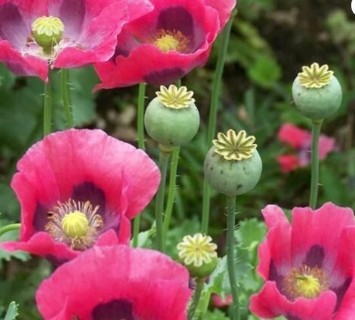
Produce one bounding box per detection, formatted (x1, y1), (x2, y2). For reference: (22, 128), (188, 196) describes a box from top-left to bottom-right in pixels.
(4, 301), (19, 320)
(248, 55), (281, 88)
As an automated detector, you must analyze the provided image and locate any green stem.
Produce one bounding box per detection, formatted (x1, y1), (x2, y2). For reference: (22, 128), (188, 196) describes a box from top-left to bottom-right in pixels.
(162, 147), (180, 241)
(43, 71), (53, 136)
(226, 196), (240, 320)
(202, 18), (234, 234)
(137, 83), (147, 149)
(188, 277), (205, 320)
(155, 148), (171, 251)
(132, 83), (147, 248)
(309, 119), (323, 209)
(60, 69), (74, 128)
(0, 223), (21, 238)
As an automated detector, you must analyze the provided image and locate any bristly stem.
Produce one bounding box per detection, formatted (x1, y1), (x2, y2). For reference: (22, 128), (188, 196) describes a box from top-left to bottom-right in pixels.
(188, 277), (205, 320)
(155, 148), (171, 252)
(226, 195), (240, 320)
(60, 69), (74, 128)
(132, 82), (147, 247)
(0, 223), (21, 238)
(162, 146), (180, 241)
(137, 83), (147, 149)
(202, 18), (234, 234)
(43, 71), (53, 136)
(309, 119), (323, 209)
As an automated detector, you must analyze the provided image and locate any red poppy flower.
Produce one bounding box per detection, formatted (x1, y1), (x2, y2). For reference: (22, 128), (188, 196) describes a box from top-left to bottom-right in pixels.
(36, 245), (191, 319)
(250, 202), (355, 319)
(94, 0), (236, 89)
(0, 0), (153, 81)
(0, 129), (160, 263)
(277, 123), (336, 172)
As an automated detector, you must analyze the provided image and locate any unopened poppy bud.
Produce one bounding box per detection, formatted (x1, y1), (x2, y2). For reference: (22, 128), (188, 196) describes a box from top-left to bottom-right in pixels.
(144, 85), (200, 148)
(32, 16), (64, 55)
(177, 233), (218, 278)
(292, 63), (342, 120)
(204, 130), (262, 196)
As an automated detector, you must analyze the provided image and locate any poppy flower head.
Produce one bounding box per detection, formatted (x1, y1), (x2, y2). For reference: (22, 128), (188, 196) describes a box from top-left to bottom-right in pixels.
(0, 0), (153, 80)
(277, 123), (336, 173)
(0, 129), (160, 262)
(95, 0), (236, 89)
(250, 203), (355, 319)
(36, 246), (191, 320)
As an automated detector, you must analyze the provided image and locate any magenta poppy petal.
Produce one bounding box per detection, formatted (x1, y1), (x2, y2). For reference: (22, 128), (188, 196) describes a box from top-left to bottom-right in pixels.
(250, 281), (336, 319)
(36, 246), (191, 319)
(278, 123), (311, 149)
(291, 203), (354, 272)
(277, 154), (300, 172)
(253, 203), (355, 319)
(95, 0), (232, 88)
(0, 42), (48, 80)
(205, 0), (236, 28)
(6, 129), (160, 261)
(257, 216), (292, 279)
(319, 135), (336, 159)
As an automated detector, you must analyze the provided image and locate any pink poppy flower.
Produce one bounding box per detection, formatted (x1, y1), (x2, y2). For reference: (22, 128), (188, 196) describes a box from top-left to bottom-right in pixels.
(94, 0), (236, 89)
(0, 129), (160, 263)
(250, 202), (355, 319)
(212, 294), (233, 308)
(36, 245), (191, 319)
(0, 0), (153, 81)
(277, 123), (336, 172)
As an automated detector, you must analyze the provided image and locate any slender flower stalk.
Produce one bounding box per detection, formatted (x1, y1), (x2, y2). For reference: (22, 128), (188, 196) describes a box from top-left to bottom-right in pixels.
(226, 196), (240, 320)
(202, 17), (234, 234)
(60, 69), (74, 128)
(155, 149), (171, 251)
(0, 223), (21, 238)
(132, 82), (147, 247)
(43, 71), (53, 136)
(162, 146), (180, 241)
(188, 277), (205, 320)
(309, 119), (323, 209)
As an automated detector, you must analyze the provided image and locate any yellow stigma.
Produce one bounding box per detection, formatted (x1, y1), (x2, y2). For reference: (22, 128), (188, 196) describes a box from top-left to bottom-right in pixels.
(213, 130), (257, 161)
(177, 233), (217, 267)
(156, 85), (195, 109)
(61, 211), (89, 238)
(298, 63), (333, 89)
(31, 16), (64, 53)
(153, 29), (189, 53)
(46, 200), (103, 250)
(283, 265), (328, 299)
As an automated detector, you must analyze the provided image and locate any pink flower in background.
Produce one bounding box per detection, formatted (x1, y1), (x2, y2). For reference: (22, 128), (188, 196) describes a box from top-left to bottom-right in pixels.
(277, 123), (336, 172)
(0, 129), (160, 263)
(94, 0), (236, 89)
(0, 0), (153, 80)
(36, 246), (191, 319)
(212, 294), (233, 308)
(250, 203), (355, 319)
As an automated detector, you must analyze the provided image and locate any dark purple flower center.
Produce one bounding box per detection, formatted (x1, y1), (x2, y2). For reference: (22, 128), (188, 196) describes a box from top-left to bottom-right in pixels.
(269, 244), (352, 312)
(91, 299), (135, 320)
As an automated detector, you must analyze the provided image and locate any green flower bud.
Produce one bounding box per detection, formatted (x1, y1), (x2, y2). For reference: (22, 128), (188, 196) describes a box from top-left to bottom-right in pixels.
(177, 233), (218, 278)
(292, 63), (342, 120)
(204, 130), (262, 196)
(144, 85), (200, 148)
(31, 16), (64, 55)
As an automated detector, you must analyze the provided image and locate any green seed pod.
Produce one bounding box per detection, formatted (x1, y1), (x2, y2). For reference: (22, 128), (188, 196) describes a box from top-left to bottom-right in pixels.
(204, 130), (262, 196)
(31, 16), (64, 55)
(177, 233), (218, 279)
(292, 63), (342, 120)
(144, 85), (200, 148)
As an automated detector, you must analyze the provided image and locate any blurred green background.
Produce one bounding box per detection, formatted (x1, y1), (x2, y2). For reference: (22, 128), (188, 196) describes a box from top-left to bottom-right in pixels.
(0, 0), (354, 318)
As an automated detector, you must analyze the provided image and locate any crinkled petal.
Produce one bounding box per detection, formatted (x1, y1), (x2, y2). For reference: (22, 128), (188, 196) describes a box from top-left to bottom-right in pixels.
(250, 281), (337, 320)
(36, 246), (191, 319)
